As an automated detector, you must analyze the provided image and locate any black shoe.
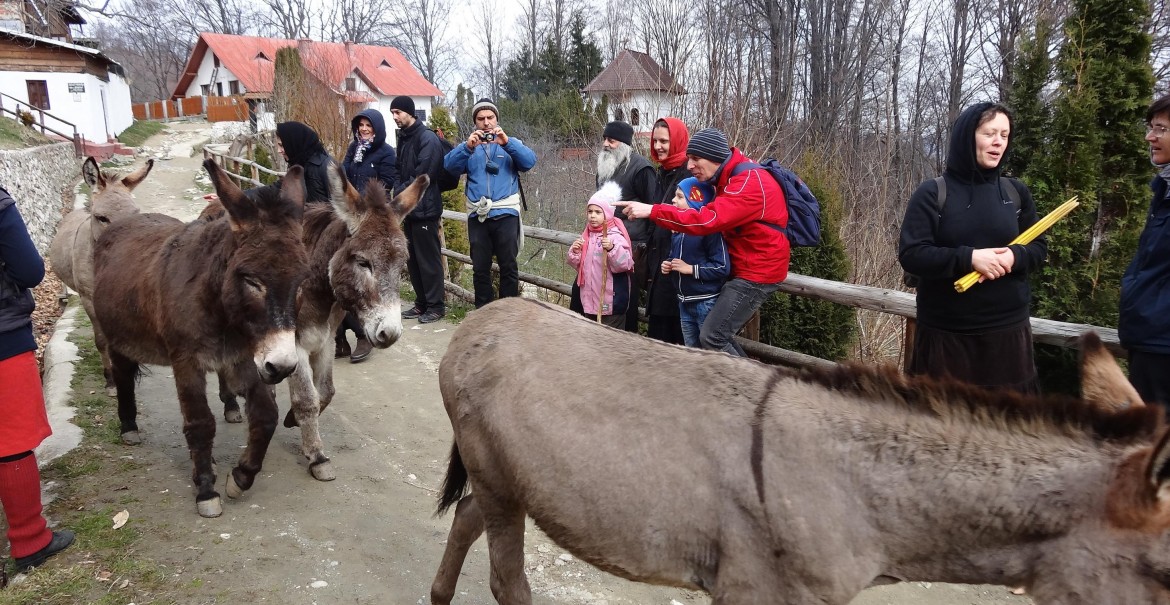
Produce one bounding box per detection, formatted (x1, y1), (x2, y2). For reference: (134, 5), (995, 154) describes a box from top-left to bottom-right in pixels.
(334, 338), (351, 359)
(402, 306), (424, 320)
(350, 337), (373, 363)
(419, 309), (445, 324)
(14, 530), (74, 572)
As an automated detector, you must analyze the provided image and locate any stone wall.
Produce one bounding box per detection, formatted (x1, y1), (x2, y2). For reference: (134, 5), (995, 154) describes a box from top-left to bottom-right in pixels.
(0, 143), (80, 255)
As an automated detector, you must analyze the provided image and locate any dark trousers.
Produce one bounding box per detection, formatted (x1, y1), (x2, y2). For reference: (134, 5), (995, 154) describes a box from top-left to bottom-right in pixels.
(468, 214), (520, 308)
(405, 217), (445, 311)
(335, 312), (363, 342)
(699, 278), (781, 357)
(1129, 350), (1170, 411)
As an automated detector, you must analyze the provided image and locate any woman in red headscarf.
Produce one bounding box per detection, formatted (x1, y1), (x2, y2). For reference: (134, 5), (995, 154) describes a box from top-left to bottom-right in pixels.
(644, 117), (691, 344)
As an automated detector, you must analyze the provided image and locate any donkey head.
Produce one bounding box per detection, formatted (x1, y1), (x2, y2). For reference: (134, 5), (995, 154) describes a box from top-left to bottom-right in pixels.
(203, 159), (310, 384)
(325, 164), (427, 348)
(82, 156), (151, 240)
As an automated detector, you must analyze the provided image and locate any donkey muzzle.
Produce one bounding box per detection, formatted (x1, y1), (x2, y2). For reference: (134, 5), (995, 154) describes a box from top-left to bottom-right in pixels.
(254, 329), (298, 384)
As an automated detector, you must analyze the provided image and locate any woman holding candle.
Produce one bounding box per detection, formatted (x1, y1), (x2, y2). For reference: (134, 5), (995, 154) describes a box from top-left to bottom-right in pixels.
(898, 102), (1048, 393)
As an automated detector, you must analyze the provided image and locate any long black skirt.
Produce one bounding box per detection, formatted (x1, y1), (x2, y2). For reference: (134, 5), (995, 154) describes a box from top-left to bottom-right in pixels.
(907, 319), (1039, 395)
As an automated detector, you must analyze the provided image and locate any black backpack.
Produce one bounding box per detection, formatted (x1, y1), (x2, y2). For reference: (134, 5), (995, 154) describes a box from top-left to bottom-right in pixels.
(902, 176), (1022, 288)
(431, 129), (460, 192)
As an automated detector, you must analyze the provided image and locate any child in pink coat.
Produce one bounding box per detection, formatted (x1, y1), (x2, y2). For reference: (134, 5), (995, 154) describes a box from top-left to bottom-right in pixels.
(567, 182), (635, 327)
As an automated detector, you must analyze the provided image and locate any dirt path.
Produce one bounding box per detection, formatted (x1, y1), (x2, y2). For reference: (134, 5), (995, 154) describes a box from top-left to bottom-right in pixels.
(50, 122), (1031, 605)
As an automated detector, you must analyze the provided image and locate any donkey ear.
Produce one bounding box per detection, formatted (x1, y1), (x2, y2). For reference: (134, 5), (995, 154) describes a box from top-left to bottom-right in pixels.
(389, 174), (428, 220)
(121, 158), (154, 190)
(326, 161), (363, 233)
(82, 157), (104, 190)
(203, 159), (255, 232)
(1080, 331), (1144, 412)
(279, 165), (307, 218)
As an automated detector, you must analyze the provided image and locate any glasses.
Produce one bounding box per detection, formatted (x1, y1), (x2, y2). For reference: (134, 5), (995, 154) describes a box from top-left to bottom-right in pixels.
(1147, 124), (1170, 138)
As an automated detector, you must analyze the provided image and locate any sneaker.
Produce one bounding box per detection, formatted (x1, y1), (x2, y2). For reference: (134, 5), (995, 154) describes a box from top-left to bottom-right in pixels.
(14, 530), (74, 572)
(418, 309), (446, 324)
(349, 337), (373, 363)
(402, 306), (424, 320)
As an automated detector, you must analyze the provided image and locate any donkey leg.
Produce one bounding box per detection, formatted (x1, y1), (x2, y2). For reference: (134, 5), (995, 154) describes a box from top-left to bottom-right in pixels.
(288, 346), (334, 481)
(172, 363), (221, 518)
(91, 318), (117, 398)
(430, 494), (485, 605)
(226, 366), (279, 499)
(109, 349), (142, 445)
(482, 500), (532, 605)
(215, 370), (243, 423)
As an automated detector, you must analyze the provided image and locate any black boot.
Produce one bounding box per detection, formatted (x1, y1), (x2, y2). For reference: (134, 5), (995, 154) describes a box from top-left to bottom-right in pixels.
(335, 336), (351, 359)
(350, 336), (373, 363)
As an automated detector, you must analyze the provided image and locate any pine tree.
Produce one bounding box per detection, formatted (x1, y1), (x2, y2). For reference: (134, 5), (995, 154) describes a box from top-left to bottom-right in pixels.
(1004, 19), (1053, 179)
(1021, 0), (1153, 393)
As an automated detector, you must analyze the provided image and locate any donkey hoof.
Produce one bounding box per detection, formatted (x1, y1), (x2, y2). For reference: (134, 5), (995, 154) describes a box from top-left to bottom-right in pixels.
(225, 474), (245, 499)
(120, 431), (142, 445)
(105, 386), (117, 398)
(310, 460), (336, 482)
(196, 496), (223, 518)
(223, 409), (243, 424)
(283, 410), (299, 428)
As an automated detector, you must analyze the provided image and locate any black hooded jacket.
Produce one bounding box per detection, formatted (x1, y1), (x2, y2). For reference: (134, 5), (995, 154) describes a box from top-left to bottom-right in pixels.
(898, 102), (1047, 331)
(275, 121), (332, 203)
(342, 109), (398, 194)
(394, 118), (445, 220)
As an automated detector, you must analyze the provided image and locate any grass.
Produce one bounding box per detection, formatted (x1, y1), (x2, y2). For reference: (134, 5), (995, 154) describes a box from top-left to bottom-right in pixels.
(1, 319), (185, 604)
(115, 120), (164, 147)
(0, 115), (55, 150)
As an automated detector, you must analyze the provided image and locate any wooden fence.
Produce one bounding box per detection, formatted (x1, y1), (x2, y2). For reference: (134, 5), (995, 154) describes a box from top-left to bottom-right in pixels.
(131, 96), (247, 122)
(199, 146), (1121, 370)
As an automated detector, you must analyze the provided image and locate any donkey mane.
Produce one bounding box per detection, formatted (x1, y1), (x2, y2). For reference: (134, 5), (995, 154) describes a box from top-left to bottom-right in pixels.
(794, 362), (1163, 444)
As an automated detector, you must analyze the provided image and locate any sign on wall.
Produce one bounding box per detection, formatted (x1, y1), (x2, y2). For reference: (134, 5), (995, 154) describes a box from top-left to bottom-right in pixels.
(67, 83), (85, 93)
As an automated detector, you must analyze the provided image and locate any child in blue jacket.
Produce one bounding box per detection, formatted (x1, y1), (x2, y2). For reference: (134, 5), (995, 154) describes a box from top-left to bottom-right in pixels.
(660, 177), (731, 347)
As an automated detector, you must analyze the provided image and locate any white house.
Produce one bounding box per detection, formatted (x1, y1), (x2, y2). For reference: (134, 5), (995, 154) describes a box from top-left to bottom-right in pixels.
(583, 49), (687, 137)
(172, 33), (444, 144)
(0, 29), (133, 146)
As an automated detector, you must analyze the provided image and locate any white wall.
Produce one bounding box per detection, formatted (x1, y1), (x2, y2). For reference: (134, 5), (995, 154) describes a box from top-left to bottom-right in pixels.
(182, 51), (242, 98)
(0, 70), (132, 142)
(587, 91), (679, 133)
(380, 96), (434, 146)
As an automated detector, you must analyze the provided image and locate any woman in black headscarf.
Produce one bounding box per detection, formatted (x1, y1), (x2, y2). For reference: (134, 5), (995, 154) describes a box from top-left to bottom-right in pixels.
(898, 102), (1048, 393)
(275, 121), (332, 203)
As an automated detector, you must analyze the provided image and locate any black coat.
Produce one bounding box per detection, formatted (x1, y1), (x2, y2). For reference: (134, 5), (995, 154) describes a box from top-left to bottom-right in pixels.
(645, 164), (691, 316)
(343, 109), (397, 194)
(600, 153), (659, 244)
(394, 120), (446, 220)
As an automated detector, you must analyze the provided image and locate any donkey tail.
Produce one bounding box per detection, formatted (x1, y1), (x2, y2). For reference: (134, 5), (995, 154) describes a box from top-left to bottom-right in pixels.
(435, 441), (468, 516)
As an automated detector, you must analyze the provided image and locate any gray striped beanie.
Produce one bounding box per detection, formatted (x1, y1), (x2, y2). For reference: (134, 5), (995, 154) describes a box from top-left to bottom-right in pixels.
(687, 128), (731, 163)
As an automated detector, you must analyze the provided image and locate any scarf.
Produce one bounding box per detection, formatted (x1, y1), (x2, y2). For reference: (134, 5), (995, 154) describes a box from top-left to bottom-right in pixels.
(353, 133), (374, 163)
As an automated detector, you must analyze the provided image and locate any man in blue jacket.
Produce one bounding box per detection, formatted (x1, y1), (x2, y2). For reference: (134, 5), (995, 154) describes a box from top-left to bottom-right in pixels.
(1120, 93), (1170, 409)
(444, 98), (537, 308)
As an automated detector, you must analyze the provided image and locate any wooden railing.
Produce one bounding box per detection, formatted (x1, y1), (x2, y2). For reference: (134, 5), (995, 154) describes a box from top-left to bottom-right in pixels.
(193, 155), (1121, 370)
(0, 92), (82, 156)
(202, 141), (282, 188)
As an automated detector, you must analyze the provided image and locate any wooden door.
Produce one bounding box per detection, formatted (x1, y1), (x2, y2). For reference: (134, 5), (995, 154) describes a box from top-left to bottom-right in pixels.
(26, 80), (49, 110)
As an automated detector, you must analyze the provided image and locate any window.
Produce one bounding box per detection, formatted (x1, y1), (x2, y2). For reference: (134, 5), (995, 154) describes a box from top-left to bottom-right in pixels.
(414, 109), (427, 123)
(614, 107), (624, 122)
(216, 82), (223, 96)
(213, 55), (220, 68)
(229, 80), (240, 95)
(345, 77), (357, 91)
(631, 108), (640, 126)
(201, 84), (210, 97)
(26, 80), (49, 110)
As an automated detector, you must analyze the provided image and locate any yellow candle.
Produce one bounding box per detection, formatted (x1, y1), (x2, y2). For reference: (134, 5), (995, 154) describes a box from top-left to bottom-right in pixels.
(953, 197), (1079, 293)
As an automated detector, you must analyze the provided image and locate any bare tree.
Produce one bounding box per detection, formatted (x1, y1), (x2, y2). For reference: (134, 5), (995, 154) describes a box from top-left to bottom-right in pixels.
(89, 0), (191, 101)
(517, 0), (540, 66)
(469, 0), (505, 100)
(389, 0), (455, 88)
(1151, 0), (1170, 91)
(631, 0), (696, 81)
(172, 0), (258, 36)
(322, 0), (394, 43)
(598, 0), (634, 60)
(260, 0), (315, 39)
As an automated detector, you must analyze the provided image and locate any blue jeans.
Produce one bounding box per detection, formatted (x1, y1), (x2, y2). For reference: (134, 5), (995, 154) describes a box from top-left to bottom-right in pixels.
(699, 278), (781, 356)
(680, 297), (718, 348)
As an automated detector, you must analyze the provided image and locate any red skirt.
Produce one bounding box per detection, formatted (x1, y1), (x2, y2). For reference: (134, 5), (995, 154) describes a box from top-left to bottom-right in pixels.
(0, 351), (52, 457)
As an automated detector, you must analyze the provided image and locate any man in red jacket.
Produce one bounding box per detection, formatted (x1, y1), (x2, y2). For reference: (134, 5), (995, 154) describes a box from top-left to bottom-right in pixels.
(615, 128), (788, 356)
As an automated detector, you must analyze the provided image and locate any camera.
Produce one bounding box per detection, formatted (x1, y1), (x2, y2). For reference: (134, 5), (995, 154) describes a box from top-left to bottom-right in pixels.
(485, 160), (500, 175)
(479, 132), (496, 142)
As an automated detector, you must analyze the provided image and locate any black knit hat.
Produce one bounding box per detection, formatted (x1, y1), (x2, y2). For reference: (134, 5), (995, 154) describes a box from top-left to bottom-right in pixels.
(602, 121), (634, 146)
(686, 128), (731, 163)
(390, 95), (416, 115)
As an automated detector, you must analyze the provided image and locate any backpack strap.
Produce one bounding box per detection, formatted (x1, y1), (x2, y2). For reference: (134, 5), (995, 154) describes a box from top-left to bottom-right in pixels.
(728, 162), (786, 234)
(933, 176), (947, 214)
(999, 176), (1021, 206)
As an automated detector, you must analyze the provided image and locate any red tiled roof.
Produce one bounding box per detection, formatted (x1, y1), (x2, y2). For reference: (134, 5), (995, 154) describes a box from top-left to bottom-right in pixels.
(172, 33), (443, 99)
(583, 49), (685, 95)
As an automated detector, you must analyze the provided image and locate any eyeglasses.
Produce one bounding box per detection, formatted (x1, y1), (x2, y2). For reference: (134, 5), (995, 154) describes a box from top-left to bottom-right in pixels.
(1147, 123), (1170, 138)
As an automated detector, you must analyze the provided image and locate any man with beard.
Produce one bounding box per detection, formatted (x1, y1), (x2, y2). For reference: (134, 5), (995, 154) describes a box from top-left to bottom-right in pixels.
(644, 117), (690, 344)
(573, 120), (658, 331)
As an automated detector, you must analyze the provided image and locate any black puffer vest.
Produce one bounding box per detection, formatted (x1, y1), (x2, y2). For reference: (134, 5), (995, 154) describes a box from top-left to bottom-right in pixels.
(0, 191), (34, 335)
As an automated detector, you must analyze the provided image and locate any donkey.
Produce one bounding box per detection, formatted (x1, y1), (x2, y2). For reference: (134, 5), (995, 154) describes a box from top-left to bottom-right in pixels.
(92, 159), (310, 518)
(48, 157), (153, 395)
(431, 297), (1170, 605)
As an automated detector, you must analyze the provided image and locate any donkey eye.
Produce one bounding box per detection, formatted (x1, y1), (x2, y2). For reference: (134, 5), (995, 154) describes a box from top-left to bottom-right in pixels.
(95, 215), (111, 224)
(356, 258), (372, 270)
(243, 277), (264, 292)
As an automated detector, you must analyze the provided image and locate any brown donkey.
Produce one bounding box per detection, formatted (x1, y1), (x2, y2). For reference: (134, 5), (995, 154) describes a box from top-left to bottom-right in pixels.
(432, 298), (1170, 605)
(92, 159), (310, 518)
(48, 157), (153, 395)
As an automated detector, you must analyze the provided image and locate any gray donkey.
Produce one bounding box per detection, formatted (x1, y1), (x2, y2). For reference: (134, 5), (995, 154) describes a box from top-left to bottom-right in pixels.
(49, 157), (153, 396)
(433, 297), (1170, 605)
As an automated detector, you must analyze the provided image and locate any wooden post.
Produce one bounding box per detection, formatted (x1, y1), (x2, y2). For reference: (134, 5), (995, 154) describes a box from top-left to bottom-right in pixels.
(902, 317), (916, 373)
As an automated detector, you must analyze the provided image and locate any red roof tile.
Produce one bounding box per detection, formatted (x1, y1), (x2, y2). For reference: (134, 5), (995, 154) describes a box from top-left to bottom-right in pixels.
(173, 33), (443, 99)
(583, 49), (685, 95)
